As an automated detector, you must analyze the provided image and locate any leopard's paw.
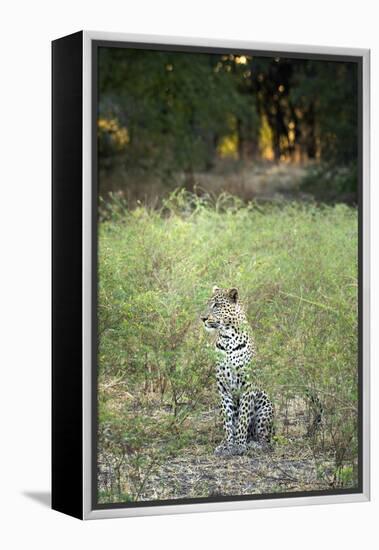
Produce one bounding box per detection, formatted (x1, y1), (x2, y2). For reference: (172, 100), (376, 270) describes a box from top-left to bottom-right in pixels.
(214, 442), (234, 456)
(229, 443), (247, 456)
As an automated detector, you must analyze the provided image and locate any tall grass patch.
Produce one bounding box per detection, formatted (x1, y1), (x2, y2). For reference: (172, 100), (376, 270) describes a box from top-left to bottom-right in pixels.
(97, 191), (358, 502)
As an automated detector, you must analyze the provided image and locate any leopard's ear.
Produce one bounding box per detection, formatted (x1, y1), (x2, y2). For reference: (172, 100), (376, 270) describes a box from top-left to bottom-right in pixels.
(212, 285), (220, 294)
(228, 288), (238, 303)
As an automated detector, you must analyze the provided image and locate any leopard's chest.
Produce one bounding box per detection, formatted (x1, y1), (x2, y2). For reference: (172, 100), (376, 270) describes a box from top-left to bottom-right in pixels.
(214, 328), (254, 393)
(216, 352), (248, 393)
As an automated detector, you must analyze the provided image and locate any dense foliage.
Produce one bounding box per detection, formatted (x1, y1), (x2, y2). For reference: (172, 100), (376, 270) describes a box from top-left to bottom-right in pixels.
(98, 49), (358, 199)
(97, 192), (358, 503)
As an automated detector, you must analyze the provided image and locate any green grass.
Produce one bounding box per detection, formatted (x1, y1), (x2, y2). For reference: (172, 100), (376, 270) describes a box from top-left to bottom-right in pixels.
(97, 190), (358, 503)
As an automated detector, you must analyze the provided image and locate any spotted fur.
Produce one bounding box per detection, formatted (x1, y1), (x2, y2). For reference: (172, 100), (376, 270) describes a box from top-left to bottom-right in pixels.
(201, 286), (274, 456)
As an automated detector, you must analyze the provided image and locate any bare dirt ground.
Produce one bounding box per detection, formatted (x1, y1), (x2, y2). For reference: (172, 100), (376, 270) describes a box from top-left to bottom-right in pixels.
(138, 403), (333, 501)
(98, 396), (338, 503)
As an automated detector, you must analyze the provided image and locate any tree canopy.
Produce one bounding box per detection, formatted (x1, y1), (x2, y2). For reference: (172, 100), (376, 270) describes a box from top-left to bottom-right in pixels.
(98, 47), (358, 195)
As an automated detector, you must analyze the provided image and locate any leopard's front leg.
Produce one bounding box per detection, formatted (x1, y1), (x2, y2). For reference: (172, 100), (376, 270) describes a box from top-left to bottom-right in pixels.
(214, 381), (236, 456)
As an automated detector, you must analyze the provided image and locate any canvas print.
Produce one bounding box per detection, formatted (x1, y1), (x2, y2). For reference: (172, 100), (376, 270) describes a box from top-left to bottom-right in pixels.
(95, 46), (360, 506)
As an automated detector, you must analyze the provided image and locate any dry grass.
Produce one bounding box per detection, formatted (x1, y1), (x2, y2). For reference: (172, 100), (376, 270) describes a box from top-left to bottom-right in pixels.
(99, 161), (310, 207)
(98, 394), (343, 503)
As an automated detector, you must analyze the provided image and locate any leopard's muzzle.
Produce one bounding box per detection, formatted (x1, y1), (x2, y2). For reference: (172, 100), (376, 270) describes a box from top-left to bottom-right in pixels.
(201, 315), (220, 330)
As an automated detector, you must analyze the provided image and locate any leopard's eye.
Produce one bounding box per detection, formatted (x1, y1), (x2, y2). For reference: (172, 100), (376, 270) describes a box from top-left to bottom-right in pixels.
(212, 302), (219, 309)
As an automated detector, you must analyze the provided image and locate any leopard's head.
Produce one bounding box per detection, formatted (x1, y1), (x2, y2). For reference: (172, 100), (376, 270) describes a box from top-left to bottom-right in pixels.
(201, 286), (243, 333)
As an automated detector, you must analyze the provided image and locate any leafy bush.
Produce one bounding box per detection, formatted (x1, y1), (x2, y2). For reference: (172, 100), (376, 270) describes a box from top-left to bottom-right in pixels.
(301, 163), (358, 202)
(98, 190), (358, 502)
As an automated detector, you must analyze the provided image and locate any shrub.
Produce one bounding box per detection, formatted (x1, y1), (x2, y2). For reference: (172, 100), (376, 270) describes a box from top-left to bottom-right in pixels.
(98, 190), (358, 501)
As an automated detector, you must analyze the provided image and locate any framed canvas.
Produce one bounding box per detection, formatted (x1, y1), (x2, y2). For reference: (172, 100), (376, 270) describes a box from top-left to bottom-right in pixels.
(52, 31), (370, 520)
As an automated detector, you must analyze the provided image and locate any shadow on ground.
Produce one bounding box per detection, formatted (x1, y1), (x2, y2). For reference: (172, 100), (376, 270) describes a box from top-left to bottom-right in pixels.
(23, 491), (51, 508)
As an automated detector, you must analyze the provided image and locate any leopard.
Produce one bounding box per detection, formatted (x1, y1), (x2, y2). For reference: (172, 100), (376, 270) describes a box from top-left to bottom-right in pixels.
(201, 286), (274, 456)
